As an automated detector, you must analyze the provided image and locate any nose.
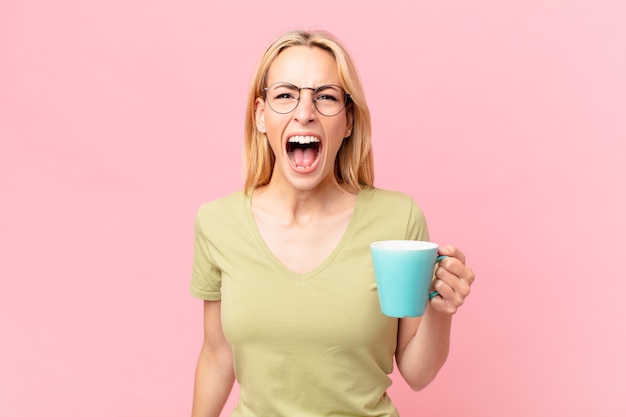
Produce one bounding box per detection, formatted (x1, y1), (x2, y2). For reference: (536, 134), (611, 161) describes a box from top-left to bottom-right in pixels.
(293, 88), (317, 123)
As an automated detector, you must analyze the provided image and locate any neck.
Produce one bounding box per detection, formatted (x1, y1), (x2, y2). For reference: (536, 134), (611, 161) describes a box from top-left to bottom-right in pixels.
(252, 179), (357, 225)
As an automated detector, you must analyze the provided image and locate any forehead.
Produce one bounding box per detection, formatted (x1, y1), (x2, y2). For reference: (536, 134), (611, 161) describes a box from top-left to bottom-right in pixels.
(266, 46), (340, 86)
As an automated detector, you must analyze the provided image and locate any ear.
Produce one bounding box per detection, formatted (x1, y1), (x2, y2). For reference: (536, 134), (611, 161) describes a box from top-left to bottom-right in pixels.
(255, 98), (267, 133)
(344, 108), (354, 138)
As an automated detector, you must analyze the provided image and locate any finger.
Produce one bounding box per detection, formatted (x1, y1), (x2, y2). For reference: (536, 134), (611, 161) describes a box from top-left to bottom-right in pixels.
(438, 245), (466, 265)
(430, 279), (461, 314)
(432, 277), (453, 300)
(435, 265), (472, 300)
(438, 257), (475, 285)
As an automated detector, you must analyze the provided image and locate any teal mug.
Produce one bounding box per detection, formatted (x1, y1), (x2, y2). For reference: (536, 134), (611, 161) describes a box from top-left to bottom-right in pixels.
(370, 240), (447, 318)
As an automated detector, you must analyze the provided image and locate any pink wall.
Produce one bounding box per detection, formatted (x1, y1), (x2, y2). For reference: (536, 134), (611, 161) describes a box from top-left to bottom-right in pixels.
(1, 0), (624, 416)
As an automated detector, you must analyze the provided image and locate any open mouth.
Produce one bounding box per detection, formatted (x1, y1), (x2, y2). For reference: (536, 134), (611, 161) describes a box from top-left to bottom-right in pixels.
(287, 136), (321, 169)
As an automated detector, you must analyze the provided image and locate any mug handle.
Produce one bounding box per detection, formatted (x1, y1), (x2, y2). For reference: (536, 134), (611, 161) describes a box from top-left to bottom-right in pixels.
(428, 255), (448, 299)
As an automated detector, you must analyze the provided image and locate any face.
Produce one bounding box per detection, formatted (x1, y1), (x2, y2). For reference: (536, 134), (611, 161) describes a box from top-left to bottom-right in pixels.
(255, 46), (353, 192)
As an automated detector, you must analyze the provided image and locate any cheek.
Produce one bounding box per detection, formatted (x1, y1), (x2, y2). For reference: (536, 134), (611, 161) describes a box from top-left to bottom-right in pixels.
(263, 117), (288, 153)
(324, 119), (348, 148)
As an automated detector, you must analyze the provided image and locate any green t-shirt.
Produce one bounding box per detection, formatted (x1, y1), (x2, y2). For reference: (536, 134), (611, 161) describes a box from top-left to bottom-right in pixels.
(191, 187), (430, 417)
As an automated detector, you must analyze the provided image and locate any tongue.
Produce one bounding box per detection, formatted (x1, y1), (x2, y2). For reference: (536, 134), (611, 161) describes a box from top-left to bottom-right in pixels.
(291, 148), (317, 168)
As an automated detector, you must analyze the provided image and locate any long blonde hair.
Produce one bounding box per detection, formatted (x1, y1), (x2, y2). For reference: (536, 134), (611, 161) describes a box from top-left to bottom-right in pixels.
(243, 30), (374, 192)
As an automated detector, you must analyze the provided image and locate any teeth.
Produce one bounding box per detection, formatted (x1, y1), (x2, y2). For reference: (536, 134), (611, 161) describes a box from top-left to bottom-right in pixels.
(287, 135), (320, 144)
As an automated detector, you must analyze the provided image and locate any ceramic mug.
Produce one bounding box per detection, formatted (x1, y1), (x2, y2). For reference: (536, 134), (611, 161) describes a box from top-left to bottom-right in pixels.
(370, 240), (447, 318)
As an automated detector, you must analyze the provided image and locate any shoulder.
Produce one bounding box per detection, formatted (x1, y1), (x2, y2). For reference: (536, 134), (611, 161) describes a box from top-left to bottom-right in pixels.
(197, 190), (246, 218)
(195, 190), (248, 233)
(357, 187), (429, 240)
(360, 187), (421, 212)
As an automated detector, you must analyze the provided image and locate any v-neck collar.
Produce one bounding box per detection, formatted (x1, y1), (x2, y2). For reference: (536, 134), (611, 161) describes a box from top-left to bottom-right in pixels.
(244, 189), (365, 283)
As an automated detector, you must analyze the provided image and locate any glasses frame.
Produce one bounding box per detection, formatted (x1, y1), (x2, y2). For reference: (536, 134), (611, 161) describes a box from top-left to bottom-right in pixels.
(263, 82), (351, 117)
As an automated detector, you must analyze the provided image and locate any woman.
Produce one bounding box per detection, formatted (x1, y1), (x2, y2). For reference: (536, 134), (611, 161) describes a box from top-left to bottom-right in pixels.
(190, 30), (475, 417)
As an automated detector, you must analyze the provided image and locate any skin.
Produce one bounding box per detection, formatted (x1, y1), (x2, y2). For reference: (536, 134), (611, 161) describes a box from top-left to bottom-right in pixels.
(396, 245), (474, 390)
(191, 46), (475, 416)
(251, 46), (356, 275)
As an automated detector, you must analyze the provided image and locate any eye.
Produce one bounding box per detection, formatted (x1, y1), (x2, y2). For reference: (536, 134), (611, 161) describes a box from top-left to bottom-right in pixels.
(275, 92), (297, 100)
(316, 93), (339, 102)
(270, 84), (299, 101)
(315, 86), (342, 102)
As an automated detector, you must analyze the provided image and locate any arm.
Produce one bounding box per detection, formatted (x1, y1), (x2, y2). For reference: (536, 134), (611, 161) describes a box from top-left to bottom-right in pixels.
(191, 300), (236, 417)
(395, 245), (475, 391)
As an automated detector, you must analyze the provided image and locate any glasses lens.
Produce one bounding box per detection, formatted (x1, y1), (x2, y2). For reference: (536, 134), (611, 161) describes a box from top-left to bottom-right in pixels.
(313, 85), (346, 116)
(266, 83), (348, 116)
(266, 83), (299, 114)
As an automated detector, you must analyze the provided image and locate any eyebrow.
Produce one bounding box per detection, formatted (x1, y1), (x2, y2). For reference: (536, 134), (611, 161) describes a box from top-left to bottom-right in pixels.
(316, 85), (340, 91)
(272, 82), (299, 90)
(270, 83), (341, 91)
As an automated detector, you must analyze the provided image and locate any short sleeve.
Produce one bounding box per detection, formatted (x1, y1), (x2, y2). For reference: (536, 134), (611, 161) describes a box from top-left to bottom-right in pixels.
(406, 199), (430, 242)
(189, 208), (222, 300)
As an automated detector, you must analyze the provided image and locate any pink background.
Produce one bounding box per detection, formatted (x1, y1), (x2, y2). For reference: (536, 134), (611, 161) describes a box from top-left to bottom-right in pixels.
(1, 0), (625, 416)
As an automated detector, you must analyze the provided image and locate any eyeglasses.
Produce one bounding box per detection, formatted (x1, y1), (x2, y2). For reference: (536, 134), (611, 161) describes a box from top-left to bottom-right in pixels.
(263, 82), (351, 117)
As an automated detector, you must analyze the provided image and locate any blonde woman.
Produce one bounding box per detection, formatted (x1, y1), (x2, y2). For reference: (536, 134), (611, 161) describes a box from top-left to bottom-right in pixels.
(190, 30), (475, 417)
